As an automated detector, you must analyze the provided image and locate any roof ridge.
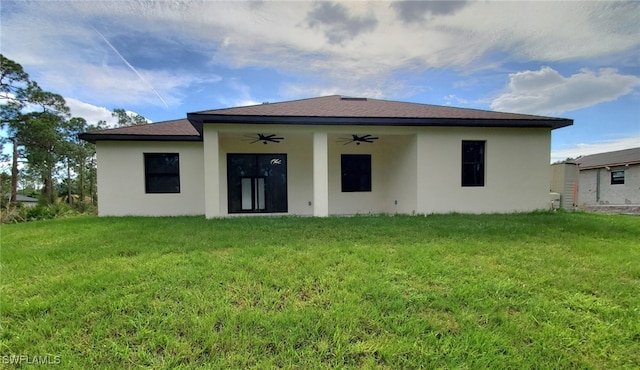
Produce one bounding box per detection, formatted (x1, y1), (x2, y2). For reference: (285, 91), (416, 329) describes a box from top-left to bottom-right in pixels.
(189, 95), (342, 114)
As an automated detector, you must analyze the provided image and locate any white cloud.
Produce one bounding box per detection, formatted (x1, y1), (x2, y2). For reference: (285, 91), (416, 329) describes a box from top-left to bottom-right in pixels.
(279, 83), (385, 101)
(491, 67), (640, 115)
(43, 63), (221, 109)
(65, 98), (151, 128)
(551, 136), (640, 163)
(65, 98), (118, 127)
(1, 1), (637, 106)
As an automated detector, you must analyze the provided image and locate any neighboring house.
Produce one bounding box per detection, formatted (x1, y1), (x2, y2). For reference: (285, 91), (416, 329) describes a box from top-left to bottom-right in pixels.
(5, 194), (39, 207)
(574, 147), (640, 207)
(79, 95), (572, 217)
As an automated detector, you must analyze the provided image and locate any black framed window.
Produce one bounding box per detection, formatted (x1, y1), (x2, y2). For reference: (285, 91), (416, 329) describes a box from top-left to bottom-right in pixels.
(341, 154), (371, 192)
(462, 141), (485, 187)
(144, 153), (180, 193)
(611, 170), (625, 185)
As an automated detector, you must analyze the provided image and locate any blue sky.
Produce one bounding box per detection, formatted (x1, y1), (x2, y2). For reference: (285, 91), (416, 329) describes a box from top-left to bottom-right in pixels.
(1, 0), (638, 162)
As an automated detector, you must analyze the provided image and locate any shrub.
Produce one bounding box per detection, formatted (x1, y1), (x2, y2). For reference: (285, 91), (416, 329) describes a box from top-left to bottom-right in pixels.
(1, 202), (96, 224)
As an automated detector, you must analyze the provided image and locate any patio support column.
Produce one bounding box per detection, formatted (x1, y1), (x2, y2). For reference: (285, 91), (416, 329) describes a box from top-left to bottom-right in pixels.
(203, 126), (221, 218)
(313, 131), (329, 217)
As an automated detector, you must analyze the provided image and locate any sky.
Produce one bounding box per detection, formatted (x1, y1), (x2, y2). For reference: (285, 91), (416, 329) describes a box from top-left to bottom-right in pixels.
(1, 0), (639, 163)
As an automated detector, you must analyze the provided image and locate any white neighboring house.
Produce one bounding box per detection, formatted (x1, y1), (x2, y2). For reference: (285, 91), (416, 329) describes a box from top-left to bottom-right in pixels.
(79, 95), (573, 217)
(5, 194), (39, 207)
(575, 147), (640, 207)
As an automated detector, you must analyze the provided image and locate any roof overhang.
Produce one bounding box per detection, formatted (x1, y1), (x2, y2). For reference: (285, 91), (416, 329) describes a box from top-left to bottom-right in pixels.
(578, 160), (640, 171)
(78, 133), (202, 143)
(186, 113), (573, 131)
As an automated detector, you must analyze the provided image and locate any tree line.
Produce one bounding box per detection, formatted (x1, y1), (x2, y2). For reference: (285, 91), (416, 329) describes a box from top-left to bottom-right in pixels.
(0, 54), (148, 208)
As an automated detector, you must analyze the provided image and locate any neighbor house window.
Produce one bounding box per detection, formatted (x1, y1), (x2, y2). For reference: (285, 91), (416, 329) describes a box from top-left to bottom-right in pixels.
(342, 154), (371, 192)
(462, 141), (485, 187)
(144, 153), (180, 193)
(611, 170), (625, 185)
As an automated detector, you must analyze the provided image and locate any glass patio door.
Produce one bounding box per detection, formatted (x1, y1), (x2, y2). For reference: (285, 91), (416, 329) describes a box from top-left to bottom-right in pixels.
(227, 154), (287, 213)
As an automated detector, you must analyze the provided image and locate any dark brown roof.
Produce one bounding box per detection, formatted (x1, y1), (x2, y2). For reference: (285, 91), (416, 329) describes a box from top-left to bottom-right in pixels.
(79, 119), (200, 143)
(80, 95), (573, 142)
(188, 95), (572, 129)
(576, 147), (640, 170)
(196, 95), (548, 119)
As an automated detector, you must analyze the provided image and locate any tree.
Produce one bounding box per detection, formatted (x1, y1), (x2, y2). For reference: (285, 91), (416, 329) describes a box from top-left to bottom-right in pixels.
(0, 172), (10, 209)
(112, 108), (148, 127)
(1, 54), (71, 205)
(18, 90), (70, 204)
(62, 117), (103, 203)
(0, 54), (31, 204)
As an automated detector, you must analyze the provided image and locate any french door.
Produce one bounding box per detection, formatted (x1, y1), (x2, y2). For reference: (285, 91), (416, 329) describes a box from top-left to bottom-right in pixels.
(227, 154), (287, 213)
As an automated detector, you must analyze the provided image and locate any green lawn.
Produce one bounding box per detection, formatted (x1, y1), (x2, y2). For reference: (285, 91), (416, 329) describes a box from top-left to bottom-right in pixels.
(1, 212), (639, 368)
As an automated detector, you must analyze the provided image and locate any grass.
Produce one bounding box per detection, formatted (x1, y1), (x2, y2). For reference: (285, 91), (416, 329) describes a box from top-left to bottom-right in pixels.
(1, 212), (639, 368)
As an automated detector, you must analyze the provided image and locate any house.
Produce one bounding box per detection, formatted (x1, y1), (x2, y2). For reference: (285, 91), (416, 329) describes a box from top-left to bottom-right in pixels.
(79, 95), (572, 217)
(574, 147), (640, 208)
(17, 194), (38, 207)
(5, 194), (39, 207)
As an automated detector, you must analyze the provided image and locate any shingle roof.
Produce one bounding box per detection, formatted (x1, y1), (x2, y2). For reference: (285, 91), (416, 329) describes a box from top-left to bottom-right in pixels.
(79, 119), (200, 143)
(575, 147), (640, 170)
(190, 95), (572, 129)
(80, 96), (573, 142)
(196, 95), (546, 119)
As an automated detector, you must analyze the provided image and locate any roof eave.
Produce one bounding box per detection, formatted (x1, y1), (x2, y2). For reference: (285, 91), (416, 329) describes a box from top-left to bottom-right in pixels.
(189, 114), (573, 130)
(78, 133), (203, 143)
(578, 160), (640, 170)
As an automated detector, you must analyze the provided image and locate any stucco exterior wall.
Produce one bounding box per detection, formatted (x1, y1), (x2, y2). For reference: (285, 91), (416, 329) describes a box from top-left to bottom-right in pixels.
(578, 165), (640, 206)
(96, 125), (552, 217)
(96, 141), (205, 216)
(416, 127), (551, 213)
(326, 133), (416, 215)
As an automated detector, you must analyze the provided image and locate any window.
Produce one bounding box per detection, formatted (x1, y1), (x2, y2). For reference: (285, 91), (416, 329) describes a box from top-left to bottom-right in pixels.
(144, 153), (180, 193)
(461, 141), (485, 187)
(611, 170), (625, 185)
(341, 154), (371, 192)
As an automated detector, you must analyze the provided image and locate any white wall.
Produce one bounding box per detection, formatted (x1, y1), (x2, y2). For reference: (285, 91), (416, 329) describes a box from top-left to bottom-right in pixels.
(96, 141), (204, 216)
(578, 165), (640, 205)
(327, 133), (416, 215)
(417, 127), (551, 213)
(96, 125), (553, 217)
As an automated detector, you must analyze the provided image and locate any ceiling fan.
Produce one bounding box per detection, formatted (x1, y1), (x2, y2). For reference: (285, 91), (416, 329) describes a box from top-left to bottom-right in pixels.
(244, 133), (284, 144)
(338, 134), (379, 145)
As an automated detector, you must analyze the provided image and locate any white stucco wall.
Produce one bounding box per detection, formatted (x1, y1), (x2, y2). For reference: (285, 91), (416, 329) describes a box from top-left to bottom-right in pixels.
(327, 133), (417, 215)
(416, 127), (551, 214)
(96, 141), (205, 216)
(96, 124), (553, 217)
(578, 165), (640, 205)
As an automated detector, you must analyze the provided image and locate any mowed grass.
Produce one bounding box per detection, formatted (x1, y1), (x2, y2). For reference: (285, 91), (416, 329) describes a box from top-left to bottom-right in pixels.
(1, 212), (639, 369)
